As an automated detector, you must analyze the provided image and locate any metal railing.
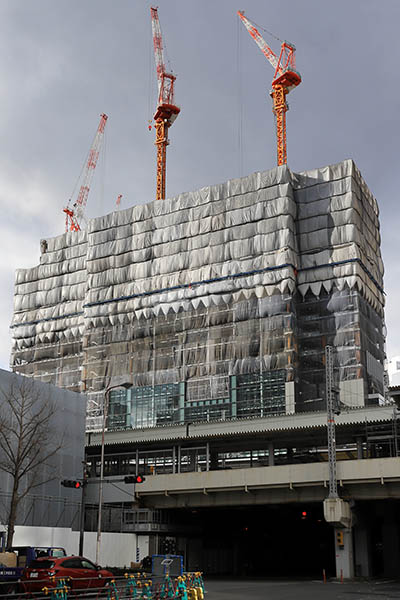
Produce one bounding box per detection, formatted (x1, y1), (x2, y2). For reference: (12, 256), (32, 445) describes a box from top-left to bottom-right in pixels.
(0, 571), (205, 599)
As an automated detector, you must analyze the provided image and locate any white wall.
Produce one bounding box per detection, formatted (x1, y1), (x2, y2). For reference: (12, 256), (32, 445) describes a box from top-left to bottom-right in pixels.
(12, 526), (149, 568)
(83, 531), (149, 567)
(388, 356), (400, 386)
(13, 526), (80, 555)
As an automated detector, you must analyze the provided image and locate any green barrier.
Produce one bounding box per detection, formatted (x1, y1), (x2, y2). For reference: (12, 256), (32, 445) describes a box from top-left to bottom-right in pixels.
(105, 579), (120, 600)
(174, 576), (188, 600)
(40, 571), (204, 600)
(42, 578), (69, 600)
(124, 573), (138, 599)
(143, 581), (153, 599)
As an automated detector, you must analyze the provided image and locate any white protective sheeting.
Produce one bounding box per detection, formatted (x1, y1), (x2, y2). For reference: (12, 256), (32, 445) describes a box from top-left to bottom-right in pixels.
(10, 159), (384, 395)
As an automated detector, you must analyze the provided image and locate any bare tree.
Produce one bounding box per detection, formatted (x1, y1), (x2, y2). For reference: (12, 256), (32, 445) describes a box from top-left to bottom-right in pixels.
(0, 377), (63, 549)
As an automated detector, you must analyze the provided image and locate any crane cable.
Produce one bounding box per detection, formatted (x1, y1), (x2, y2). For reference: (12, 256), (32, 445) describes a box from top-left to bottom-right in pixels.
(237, 16), (243, 178)
(99, 125), (107, 218)
(147, 16), (155, 130)
(246, 14), (283, 44)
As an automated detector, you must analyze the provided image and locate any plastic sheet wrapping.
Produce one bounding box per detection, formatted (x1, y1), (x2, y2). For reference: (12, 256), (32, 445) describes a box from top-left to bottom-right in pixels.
(10, 159), (385, 421)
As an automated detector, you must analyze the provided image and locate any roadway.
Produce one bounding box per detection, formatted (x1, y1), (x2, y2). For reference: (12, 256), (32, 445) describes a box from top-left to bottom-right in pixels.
(204, 578), (400, 599)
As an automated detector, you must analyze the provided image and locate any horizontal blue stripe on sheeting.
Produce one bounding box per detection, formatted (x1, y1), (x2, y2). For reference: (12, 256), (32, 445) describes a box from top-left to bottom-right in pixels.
(10, 257), (383, 329)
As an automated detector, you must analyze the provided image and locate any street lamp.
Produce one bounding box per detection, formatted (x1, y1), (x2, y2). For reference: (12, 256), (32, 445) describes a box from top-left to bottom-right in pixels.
(95, 382), (132, 564)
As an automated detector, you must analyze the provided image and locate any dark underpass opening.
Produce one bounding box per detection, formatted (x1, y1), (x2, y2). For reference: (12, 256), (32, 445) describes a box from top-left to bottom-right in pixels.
(172, 504), (336, 577)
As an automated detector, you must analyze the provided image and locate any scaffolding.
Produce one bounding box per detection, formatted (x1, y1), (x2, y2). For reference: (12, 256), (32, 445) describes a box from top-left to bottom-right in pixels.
(10, 160), (385, 429)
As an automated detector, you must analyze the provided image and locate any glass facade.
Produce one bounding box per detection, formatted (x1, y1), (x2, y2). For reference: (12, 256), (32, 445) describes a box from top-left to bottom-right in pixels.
(235, 370), (286, 418)
(109, 383), (182, 430)
(107, 372), (286, 431)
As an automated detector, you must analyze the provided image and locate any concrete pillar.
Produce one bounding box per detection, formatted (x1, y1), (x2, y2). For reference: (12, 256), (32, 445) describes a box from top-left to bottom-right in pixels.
(172, 446), (176, 474)
(382, 504), (400, 577)
(334, 528), (354, 579)
(285, 381), (295, 414)
(356, 437), (363, 459)
(268, 442), (274, 466)
(353, 521), (372, 577)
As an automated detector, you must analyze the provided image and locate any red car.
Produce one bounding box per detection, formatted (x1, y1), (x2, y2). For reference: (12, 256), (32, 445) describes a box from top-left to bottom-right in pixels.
(21, 556), (113, 594)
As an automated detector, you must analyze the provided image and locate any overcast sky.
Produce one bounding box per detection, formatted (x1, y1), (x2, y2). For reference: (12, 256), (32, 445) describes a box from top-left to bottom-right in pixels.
(0, 0), (399, 371)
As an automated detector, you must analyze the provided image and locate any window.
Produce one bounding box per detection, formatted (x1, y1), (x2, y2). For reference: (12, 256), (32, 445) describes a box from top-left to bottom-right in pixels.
(108, 389), (130, 430)
(236, 370), (285, 418)
(61, 558), (82, 569)
(81, 559), (97, 570)
(131, 384), (180, 429)
(29, 560), (55, 569)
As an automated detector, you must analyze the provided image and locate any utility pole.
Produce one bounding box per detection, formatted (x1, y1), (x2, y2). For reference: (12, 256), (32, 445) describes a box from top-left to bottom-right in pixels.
(78, 463), (88, 556)
(324, 345), (354, 579)
(96, 382), (132, 565)
(325, 345), (338, 498)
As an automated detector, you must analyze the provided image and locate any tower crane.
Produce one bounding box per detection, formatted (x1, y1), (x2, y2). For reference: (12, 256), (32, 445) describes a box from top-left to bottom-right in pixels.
(238, 11), (301, 166)
(63, 113), (108, 232)
(150, 6), (180, 200)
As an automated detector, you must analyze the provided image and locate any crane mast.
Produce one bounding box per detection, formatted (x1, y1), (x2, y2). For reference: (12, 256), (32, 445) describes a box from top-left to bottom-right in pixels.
(238, 11), (301, 166)
(150, 6), (180, 200)
(63, 113), (108, 232)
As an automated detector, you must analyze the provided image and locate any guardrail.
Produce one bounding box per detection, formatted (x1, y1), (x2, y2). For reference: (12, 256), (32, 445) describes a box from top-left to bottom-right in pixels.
(0, 571), (205, 599)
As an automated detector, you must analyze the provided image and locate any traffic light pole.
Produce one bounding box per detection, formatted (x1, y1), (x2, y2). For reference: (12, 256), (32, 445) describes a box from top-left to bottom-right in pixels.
(78, 477), (86, 556)
(95, 388), (108, 566)
(95, 382), (133, 565)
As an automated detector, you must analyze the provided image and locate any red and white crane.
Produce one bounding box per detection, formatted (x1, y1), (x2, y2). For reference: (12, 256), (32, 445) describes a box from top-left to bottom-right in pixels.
(150, 6), (180, 200)
(238, 11), (301, 166)
(63, 113), (108, 232)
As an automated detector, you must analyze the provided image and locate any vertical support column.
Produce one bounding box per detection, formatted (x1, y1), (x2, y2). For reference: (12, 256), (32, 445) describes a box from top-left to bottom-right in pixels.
(334, 528), (354, 579)
(382, 503), (400, 576)
(271, 84), (288, 166)
(135, 449), (139, 476)
(353, 519), (372, 577)
(231, 375), (237, 419)
(268, 442), (274, 466)
(177, 446), (181, 474)
(126, 388), (132, 428)
(326, 345), (338, 499)
(155, 118), (168, 200)
(356, 437), (363, 459)
(285, 381), (295, 415)
(172, 446), (176, 474)
(206, 443), (210, 472)
(178, 382), (185, 423)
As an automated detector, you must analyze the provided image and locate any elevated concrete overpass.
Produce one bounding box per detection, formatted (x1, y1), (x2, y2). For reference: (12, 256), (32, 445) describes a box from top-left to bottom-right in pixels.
(85, 457), (400, 508)
(85, 405), (400, 579)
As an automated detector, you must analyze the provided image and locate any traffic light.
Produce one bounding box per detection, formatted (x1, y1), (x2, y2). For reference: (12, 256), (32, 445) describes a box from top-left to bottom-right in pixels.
(61, 480), (83, 489)
(336, 530), (344, 547)
(124, 475), (146, 484)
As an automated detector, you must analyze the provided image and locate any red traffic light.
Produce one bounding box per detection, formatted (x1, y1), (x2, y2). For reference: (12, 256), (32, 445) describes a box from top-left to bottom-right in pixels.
(61, 479), (83, 489)
(124, 475), (146, 484)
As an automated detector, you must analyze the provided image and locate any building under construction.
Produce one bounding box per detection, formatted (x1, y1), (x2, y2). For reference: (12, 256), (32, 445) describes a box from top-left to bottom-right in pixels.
(11, 158), (400, 578)
(10, 158), (385, 427)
